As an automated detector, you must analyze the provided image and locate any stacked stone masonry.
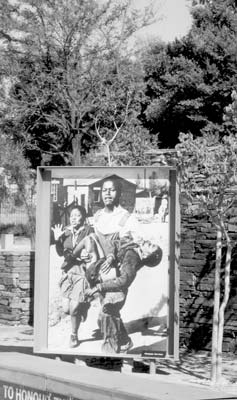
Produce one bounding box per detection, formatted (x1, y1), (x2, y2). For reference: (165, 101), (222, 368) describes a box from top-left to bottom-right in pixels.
(180, 204), (237, 354)
(0, 252), (34, 325)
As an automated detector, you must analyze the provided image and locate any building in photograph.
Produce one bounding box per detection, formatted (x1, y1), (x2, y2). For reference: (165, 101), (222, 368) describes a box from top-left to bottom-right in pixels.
(51, 174), (137, 226)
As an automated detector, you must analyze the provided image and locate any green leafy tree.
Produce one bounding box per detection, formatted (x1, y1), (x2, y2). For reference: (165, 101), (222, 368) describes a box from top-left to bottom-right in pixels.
(0, 0), (154, 166)
(176, 131), (237, 383)
(142, 0), (237, 148)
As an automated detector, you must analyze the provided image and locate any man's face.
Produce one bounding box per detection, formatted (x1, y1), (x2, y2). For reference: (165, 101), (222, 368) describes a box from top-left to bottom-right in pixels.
(102, 180), (118, 207)
(140, 240), (158, 259)
(70, 208), (83, 228)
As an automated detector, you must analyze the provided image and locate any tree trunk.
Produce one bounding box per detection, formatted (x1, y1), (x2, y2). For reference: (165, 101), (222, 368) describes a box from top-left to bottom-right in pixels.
(105, 143), (111, 166)
(18, 186), (36, 250)
(216, 227), (232, 382)
(72, 134), (81, 166)
(211, 224), (222, 383)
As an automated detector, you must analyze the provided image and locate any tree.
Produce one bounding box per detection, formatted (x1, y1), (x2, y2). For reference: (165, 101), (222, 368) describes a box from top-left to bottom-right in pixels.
(0, 0), (155, 166)
(142, 0), (237, 148)
(87, 55), (157, 166)
(176, 131), (237, 384)
(223, 89), (237, 128)
(0, 134), (36, 246)
(82, 119), (157, 166)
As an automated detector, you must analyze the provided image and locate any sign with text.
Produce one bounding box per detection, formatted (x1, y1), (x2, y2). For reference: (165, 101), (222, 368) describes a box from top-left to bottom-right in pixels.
(0, 381), (79, 400)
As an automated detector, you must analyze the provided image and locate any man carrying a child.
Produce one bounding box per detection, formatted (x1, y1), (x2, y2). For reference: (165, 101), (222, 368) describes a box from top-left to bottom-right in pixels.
(84, 176), (162, 354)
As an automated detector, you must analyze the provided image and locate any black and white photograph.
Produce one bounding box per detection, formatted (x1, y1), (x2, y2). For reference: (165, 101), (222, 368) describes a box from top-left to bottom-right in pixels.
(46, 167), (172, 356)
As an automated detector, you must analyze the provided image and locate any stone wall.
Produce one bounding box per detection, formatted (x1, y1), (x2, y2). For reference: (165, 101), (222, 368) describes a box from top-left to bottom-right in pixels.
(180, 207), (237, 354)
(0, 251), (34, 325)
(146, 150), (237, 353)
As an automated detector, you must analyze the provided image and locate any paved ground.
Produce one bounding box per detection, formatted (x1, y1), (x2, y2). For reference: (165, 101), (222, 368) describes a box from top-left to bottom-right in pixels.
(0, 324), (237, 398)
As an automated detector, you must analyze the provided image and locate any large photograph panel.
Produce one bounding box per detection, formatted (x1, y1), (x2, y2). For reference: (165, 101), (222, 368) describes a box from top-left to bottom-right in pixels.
(46, 167), (171, 356)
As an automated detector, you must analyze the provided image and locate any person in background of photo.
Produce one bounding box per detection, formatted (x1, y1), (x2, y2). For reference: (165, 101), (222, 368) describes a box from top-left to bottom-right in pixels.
(84, 236), (163, 354)
(51, 205), (93, 348)
(158, 194), (168, 223)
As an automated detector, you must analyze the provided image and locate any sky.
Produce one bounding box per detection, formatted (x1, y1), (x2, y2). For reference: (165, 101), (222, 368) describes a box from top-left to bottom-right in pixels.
(133, 0), (193, 43)
(7, 0), (193, 45)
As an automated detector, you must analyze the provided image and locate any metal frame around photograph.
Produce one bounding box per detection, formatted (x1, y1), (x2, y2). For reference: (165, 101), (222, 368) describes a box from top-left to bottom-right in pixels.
(34, 166), (180, 360)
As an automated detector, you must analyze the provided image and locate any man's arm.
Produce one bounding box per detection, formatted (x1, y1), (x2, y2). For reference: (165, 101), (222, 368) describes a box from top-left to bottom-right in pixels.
(97, 249), (140, 292)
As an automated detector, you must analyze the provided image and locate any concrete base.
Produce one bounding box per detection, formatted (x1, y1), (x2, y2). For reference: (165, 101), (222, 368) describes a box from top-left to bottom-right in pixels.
(0, 353), (234, 400)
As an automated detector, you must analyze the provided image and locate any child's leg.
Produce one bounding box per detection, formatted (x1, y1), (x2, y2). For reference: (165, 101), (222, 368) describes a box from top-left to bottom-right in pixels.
(70, 300), (82, 334)
(68, 299), (81, 348)
(66, 274), (90, 347)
